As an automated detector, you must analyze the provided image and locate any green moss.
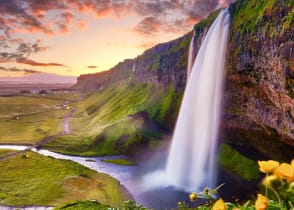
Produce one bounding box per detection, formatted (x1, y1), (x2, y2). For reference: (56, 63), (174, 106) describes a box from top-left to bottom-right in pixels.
(232, 0), (276, 34)
(101, 158), (135, 166)
(146, 86), (181, 127)
(219, 144), (261, 181)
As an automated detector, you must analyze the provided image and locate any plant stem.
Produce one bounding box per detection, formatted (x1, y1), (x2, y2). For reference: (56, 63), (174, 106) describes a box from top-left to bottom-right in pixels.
(265, 172), (268, 197)
(270, 187), (281, 205)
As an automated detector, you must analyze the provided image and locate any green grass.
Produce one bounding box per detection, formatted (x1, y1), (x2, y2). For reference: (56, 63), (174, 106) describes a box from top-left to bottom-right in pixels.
(0, 109), (68, 144)
(101, 158), (135, 166)
(0, 95), (73, 144)
(0, 96), (65, 117)
(0, 149), (15, 158)
(219, 144), (261, 181)
(0, 151), (127, 207)
(54, 200), (110, 210)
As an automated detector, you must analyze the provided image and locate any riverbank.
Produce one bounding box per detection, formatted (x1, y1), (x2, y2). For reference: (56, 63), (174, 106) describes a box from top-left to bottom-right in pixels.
(0, 148), (130, 208)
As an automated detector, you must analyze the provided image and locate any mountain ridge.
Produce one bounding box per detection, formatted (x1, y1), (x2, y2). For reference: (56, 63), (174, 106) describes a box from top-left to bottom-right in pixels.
(0, 73), (77, 84)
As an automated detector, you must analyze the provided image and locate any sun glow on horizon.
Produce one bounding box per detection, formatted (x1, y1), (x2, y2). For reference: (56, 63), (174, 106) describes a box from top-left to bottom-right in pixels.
(0, 0), (231, 78)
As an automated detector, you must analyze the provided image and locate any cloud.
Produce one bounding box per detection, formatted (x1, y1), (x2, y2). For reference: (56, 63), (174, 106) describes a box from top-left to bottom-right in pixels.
(134, 17), (162, 36)
(0, 66), (41, 74)
(87, 66), (98, 69)
(16, 58), (67, 67)
(0, 0), (235, 66)
(132, 0), (233, 37)
(0, 40), (64, 68)
(0, 0), (234, 38)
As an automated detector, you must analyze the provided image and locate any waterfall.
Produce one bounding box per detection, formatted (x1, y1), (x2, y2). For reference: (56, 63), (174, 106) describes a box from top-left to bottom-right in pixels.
(187, 32), (195, 81)
(165, 9), (230, 192)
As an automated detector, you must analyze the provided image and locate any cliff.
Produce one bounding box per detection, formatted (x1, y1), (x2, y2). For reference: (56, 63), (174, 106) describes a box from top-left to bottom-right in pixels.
(224, 0), (294, 161)
(74, 10), (220, 92)
(73, 0), (294, 160)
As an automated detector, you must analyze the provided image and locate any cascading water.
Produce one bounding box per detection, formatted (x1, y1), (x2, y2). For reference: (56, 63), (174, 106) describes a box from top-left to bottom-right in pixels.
(165, 9), (230, 192)
(186, 32), (195, 81)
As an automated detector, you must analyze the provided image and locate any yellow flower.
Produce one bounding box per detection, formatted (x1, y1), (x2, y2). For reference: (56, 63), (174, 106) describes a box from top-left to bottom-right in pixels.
(255, 194), (268, 210)
(189, 192), (197, 201)
(212, 198), (226, 210)
(258, 160), (279, 173)
(291, 159), (294, 167)
(262, 175), (280, 188)
(274, 163), (294, 182)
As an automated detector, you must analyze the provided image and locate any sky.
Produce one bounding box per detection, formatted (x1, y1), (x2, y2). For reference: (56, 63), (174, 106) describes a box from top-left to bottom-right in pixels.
(0, 0), (234, 77)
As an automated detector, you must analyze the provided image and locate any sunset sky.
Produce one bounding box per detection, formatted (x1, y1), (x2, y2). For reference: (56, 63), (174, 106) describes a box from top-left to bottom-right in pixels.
(0, 0), (233, 77)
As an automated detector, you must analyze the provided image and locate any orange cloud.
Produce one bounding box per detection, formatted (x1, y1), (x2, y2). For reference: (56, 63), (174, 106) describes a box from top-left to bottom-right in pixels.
(17, 58), (67, 67)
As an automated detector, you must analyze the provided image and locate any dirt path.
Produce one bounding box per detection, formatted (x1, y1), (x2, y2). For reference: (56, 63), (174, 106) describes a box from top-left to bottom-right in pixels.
(0, 108), (76, 161)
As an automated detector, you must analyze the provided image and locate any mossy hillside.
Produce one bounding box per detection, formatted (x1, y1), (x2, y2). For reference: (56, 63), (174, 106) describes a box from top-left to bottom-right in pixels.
(45, 116), (147, 156)
(219, 144), (261, 181)
(0, 151), (127, 207)
(44, 83), (181, 156)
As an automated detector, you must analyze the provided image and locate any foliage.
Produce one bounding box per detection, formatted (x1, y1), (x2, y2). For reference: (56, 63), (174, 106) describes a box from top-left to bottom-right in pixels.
(122, 200), (148, 210)
(176, 159), (294, 210)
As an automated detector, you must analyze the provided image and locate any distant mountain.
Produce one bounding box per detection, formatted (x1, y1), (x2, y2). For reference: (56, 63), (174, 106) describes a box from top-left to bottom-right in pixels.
(0, 73), (77, 84)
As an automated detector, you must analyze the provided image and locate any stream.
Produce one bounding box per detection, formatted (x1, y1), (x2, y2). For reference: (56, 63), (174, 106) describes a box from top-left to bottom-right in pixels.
(0, 145), (192, 209)
(0, 145), (138, 210)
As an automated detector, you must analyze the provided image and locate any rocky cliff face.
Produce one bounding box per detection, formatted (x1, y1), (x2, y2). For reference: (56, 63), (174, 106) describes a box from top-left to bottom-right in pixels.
(224, 0), (294, 160)
(75, 0), (294, 160)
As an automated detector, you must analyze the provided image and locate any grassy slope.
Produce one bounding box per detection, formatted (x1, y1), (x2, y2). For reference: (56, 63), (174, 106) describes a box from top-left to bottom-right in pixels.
(0, 150), (127, 207)
(0, 93), (79, 144)
(219, 144), (260, 181)
(44, 83), (182, 156)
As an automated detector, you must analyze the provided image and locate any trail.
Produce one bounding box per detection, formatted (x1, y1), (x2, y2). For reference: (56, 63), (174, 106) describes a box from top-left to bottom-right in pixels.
(0, 108), (76, 161)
